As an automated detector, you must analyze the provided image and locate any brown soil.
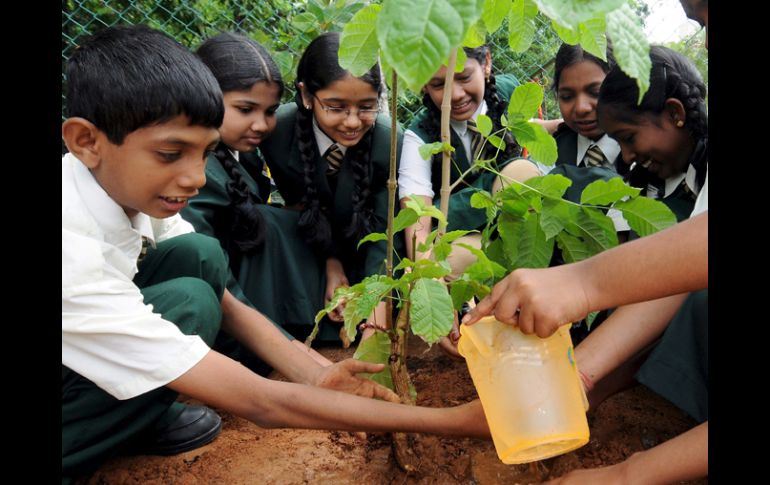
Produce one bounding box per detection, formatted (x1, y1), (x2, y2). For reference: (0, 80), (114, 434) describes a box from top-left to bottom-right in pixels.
(83, 338), (706, 484)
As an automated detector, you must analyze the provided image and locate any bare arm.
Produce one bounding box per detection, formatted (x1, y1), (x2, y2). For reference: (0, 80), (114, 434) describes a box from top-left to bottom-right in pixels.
(168, 350), (490, 438)
(529, 118), (563, 135)
(465, 212), (708, 337)
(575, 294), (689, 386)
(544, 422), (707, 484)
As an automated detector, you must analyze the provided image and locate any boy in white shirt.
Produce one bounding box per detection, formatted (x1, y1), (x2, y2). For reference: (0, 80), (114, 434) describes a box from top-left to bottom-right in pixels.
(62, 25), (488, 483)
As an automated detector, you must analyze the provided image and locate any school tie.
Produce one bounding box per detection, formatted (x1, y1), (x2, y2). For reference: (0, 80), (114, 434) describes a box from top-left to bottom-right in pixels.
(679, 178), (698, 201)
(137, 236), (151, 264)
(582, 144), (610, 168)
(323, 144), (344, 175)
(466, 119), (484, 163)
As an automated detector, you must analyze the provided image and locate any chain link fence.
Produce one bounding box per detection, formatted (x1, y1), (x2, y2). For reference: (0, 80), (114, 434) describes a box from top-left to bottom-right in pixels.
(63, 0), (564, 126)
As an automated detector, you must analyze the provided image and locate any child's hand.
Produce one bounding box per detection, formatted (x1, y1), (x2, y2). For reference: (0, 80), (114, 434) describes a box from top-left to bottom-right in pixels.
(325, 258), (349, 322)
(315, 358), (400, 403)
(437, 311), (463, 360)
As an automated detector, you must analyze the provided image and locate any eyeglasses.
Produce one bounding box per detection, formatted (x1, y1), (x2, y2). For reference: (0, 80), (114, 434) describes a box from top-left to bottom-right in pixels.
(312, 94), (380, 121)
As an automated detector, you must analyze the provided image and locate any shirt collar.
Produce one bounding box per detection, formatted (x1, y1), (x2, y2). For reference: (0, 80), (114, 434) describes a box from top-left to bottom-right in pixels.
(67, 153), (155, 254)
(576, 134), (621, 166)
(452, 100), (488, 136)
(312, 117), (348, 157)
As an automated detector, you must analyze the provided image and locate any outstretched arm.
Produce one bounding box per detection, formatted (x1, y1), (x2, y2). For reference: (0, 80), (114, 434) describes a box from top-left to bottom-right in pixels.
(168, 350), (491, 438)
(464, 212), (708, 337)
(544, 421), (707, 484)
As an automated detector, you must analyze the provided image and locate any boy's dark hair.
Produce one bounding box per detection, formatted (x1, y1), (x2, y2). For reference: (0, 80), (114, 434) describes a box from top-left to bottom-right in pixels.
(197, 32), (285, 254)
(294, 32), (383, 255)
(418, 45), (520, 180)
(553, 42), (615, 92)
(66, 25), (224, 145)
(598, 45), (708, 187)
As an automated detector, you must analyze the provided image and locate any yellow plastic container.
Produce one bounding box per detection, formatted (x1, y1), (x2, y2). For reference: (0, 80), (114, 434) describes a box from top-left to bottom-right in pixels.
(457, 316), (589, 464)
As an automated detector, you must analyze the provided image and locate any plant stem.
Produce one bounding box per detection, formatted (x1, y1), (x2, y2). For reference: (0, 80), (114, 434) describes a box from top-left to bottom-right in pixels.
(385, 70), (398, 330)
(437, 47), (457, 238)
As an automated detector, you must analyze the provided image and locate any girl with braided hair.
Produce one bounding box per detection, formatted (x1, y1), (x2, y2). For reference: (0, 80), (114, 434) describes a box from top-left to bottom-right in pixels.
(598, 45), (708, 222)
(259, 32), (403, 342)
(182, 32), (331, 363)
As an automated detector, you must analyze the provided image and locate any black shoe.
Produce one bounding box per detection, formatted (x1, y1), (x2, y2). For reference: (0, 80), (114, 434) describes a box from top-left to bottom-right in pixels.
(142, 404), (222, 456)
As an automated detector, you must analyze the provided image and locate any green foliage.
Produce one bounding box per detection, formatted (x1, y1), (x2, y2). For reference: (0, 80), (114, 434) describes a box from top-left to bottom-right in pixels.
(338, 3), (381, 76)
(533, 0), (625, 30)
(352, 330), (395, 389)
(410, 278), (455, 344)
(508, 0), (538, 53)
(606, 3), (651, 102)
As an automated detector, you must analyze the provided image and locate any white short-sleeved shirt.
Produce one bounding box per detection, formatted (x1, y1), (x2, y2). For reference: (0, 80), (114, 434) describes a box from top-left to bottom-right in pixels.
(398, 101), (487, 199)
(62, 153), (210, 400)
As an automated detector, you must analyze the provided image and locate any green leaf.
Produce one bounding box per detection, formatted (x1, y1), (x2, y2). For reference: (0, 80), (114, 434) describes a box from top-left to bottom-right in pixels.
(450, 279), (475, 310)
(540, 197), (573, 240)
(439, 229), (476, 244)
(522, 173), (573, 199)
(470, 190), (495, 209)
(315, 285), (357, 323)
(486, 134), (506, 151)
(338, 4), (382, 77)
(393, 208), (419, 233)
(510, 121), (558, 165)
(556, 232), (593, 263)
(410, 278), (454, 344)
(578, 15), (608, 61)
(585, 311), (599, 331)
(463, 20), (486, 48)
(404, 196), (447, 224)
(377, 0), (484, 91)
(580, 177), (640, 205)
(353, 330), (394, 390)
(418, 141), (445, 160)
(606, 3), (651, 103)
(475, 114), (493, 137)
(533, 0), (626, 30)
(551, 19), (579, 45)
(458, 243), (508, 281)
(482, 0), (511, 33)
(433, 240), (452, 262)
(570, 207), (619, 254)
(454, 48), (468, 72)
(613, 197), (677, 237)
(513, 213), (554, 269)
(358, 232), (388, 249)
(394, 257), (414, 272)
(342, 278), (394, 341)
(508, 0), (538, 53)
(507, 82), (543, 122)
(412, 258), (452, 280)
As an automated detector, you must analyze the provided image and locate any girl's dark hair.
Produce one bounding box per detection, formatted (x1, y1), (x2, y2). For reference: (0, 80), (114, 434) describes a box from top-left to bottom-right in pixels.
(294, 32), (383, 254)
(418, 45), (519, 173)
(598, 45), (708, 187)
(197, 32), (284, 253)
(553, 42), (614, 92)
(66, 25), (224, 145)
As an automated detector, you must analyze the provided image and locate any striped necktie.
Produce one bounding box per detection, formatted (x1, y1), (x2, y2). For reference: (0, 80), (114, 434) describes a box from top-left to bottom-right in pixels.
(582, 144), (610, 168)
(137, 236), (151, 264)
(679, 178), (697, 201)
(466, 119), (484, 163)
(323, 144), (344, 175)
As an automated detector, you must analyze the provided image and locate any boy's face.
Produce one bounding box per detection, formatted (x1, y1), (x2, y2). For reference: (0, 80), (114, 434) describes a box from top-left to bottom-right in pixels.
(91, 115), (219, 218)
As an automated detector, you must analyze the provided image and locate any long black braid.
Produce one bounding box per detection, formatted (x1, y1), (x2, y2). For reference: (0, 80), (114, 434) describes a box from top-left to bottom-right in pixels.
(197, 32), (284, 252)
(598, 45), (708, 189)
(418, 46), (520, 186)
(294, 32), (382, 254)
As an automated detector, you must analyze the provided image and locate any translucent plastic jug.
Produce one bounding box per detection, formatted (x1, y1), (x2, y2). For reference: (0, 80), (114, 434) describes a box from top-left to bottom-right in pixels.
(457, 316), (589, 464)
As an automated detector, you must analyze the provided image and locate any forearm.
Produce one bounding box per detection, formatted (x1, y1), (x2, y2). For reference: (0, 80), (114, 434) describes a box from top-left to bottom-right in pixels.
(576, 293), (688, 384)
(170, 351), (490, 438)
(580, 213), (708, 312)
(621, 422), (708, 484)
(220, 289), (321, 385)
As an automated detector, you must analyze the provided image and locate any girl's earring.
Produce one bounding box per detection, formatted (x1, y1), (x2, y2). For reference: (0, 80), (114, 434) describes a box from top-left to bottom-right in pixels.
(676, 120), (685, 128)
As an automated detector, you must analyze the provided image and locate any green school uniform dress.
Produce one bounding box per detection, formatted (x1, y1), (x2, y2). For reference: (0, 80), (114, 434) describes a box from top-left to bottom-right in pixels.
(258, 103), (404, 341)
(181, 146), (325, 347)
(406, 74), (522, 231)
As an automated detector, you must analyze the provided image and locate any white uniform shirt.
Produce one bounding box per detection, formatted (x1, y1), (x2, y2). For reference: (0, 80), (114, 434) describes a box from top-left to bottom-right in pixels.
(691, 166), (708, 216)
(398, 101), (487, 199)
(62, 153), (210, 400)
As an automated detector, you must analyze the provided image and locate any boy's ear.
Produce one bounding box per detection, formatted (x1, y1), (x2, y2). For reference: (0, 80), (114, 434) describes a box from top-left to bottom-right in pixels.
(62, 117), (103, 168)
(664, 98), (687, 127)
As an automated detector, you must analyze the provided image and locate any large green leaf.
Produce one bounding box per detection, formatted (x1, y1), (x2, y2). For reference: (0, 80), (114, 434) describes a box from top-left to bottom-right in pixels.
(533, 0), (626, 30)
(411, 258), (452, 280)
(410, 278), (454, 344)
(540, 197), (575, 240)
(508, 0), (538, 53)
(377, 0), (484, 91)
(556, 232), (593, 263)
(522, 173), (573, 199)
(338, 4), (382, 77)
(475, 113), (493, 137)
(606, 3), (651, 103)
(353, 330), (394, 390)
(507, 82), (543, 122)
(392, 208), (419, 233)
(450, 279), (475, 310)
(514, 213), (554, 269)
(343, 278), (394, 341)
(497, 213), (522, 267)
(482, 0), (511, 33)
(569, 207), (619, 253)
(357, 232), (387, 249)
(580, 177), (640, 205)
(578, 15), (608, 61)
(551, 19), (580, 45)
(613, 197), (677, 237)
(510, 121), (558, 165)
(463, 20), (486, 47)
(459, 244), (508, 281)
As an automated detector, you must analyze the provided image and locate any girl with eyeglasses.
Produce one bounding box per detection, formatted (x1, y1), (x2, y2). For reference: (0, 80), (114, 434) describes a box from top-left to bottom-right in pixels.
(260, 32), (404, 343)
